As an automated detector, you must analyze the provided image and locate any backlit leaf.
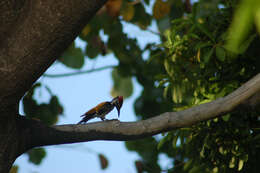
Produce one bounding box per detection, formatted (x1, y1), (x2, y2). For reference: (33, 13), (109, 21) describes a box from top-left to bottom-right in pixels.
(98, 154), (108, 169)
(28, 148), (46, 165)
(59, 43), (84, 69)
(153, 0), (170, 20)
(238, 159), (244, 171)
(229, 156), (236, 168)
(106, 0), (123, 17)
(121, 4), (135, 21)
(9, 166), (18, 173)
(81, 25), (91, 36)
(111, 69), (133, 98)
(203, 48), (214, 63)
(226, 0), (257, 53)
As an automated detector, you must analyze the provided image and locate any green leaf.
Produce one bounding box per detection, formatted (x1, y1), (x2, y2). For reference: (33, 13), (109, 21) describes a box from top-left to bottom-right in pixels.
(172, 85), (178, 103)
(184, 160), (193, 171)
(229, 156), (236, 168)
(215, 46), (226, 61)
(164, 59), (174, 77)
(59, 43), (84, 69)
(238, 159), (244, 171)
(10, 165), (19, 173)
(241, 154), (248, 162)
(189, 165), (202, 173)
(164, 29), (172, 49)
(163, 85), (170, 98)
(22, 83), (63, 125)
(37, 104), (58, 125)
(200, 145), (205, 158)
(172, 84), (182, 103)
(111, 69), (133, 98)
(157, 80), (167, 88)
(203, 48), (214, 63)
(256, 7), (260, 33)
(131, 3), (151, 29)
(85, 42), (100, 59)
(222, 114), (230, 122)
(172, 135), (178, 148)
(225, 0), (258, 53)
(143, 0), (150, 5)
(50, 96), (64, 115)
(157, 16), (171, 33)
(219, 146), (224, 155)
(157, 135), (169, 150)
(27, 148), (46, 165)
(212, 167), (218, 173)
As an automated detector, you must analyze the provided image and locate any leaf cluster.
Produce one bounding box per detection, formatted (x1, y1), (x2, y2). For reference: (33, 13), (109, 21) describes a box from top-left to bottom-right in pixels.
(23, 83), (63, 126)
(127, 0), (260, 172)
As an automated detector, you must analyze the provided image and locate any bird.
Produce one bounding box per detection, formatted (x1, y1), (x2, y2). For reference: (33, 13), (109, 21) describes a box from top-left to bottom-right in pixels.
(77, 96), (123, 124)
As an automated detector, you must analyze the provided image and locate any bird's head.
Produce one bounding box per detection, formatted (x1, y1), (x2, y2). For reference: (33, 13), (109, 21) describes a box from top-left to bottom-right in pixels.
(111, 96), (123, 117)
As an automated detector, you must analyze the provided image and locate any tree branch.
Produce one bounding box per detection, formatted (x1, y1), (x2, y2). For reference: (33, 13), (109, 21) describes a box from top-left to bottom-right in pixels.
(25, 73), (260, 149)
(43, 65), (116, 78)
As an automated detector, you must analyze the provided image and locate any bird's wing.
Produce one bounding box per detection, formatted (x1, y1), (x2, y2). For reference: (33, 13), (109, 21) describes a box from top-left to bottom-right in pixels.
(95, 102), (110, 113)
(81, 102), (109, 117)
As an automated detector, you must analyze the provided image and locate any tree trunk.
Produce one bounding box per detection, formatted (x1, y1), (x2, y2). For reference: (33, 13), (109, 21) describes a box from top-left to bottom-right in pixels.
(0, 111), (31, 173)
(0, 118), (17, 172)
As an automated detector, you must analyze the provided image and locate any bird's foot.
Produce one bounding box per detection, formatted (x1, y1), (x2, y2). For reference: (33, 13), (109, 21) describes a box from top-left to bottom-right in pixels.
(105, 118), (119, 121)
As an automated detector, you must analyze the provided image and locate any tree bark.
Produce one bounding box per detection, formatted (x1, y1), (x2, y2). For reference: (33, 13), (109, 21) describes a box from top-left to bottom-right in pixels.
(0, 0), (108, 110)
(0, 116), (17, 173)
(0, 113), (31, 173)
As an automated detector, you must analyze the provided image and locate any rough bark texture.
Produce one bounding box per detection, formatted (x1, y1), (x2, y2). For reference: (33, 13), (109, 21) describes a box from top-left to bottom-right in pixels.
(0, 0), (107, 110)
(0, 0), (107, 172)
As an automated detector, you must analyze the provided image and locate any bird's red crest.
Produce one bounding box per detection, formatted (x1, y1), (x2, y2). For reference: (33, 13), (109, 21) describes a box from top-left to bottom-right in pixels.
(118, 96), (123, 106)
(111, 96), (123, 117)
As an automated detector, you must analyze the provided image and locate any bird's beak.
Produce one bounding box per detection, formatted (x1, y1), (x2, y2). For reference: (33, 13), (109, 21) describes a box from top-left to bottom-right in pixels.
(116, 105), (121, 117)
(116, 97), (123, 117)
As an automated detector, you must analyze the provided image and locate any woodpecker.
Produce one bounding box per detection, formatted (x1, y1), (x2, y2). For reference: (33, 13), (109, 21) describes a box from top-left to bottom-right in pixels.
(77, 96), (123, 124)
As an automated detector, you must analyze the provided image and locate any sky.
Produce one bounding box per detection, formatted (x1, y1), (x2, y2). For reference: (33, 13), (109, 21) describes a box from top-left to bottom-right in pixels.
(14, 18), (166, 172)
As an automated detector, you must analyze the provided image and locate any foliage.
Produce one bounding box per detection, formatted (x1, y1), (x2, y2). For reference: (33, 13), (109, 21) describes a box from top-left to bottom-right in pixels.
(226, 0), (260, 53)
(23, 83), (63, 126)
(98, 154), (109, 169)
(9, 165), (19, 173)
(27, 148), (46, 165)
(59, 42), (85, 69)
(22, 0), (260, 172)
(111, 68), (133, 98)
(135, 0), (259, 172)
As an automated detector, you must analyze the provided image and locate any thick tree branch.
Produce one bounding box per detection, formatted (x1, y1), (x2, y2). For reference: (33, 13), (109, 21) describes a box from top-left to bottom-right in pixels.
(25, 73), (260, 149)
(0, 0), (107, 110)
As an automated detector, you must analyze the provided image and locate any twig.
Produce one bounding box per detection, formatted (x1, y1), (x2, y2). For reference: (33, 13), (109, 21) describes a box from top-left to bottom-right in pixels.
(120, 19), (162, 37)
(43, 65), (116, 78)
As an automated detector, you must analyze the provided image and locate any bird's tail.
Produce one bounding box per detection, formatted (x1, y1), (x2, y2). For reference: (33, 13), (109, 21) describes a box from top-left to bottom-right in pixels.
(77, 114), (94, 124)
